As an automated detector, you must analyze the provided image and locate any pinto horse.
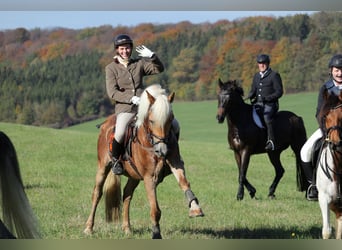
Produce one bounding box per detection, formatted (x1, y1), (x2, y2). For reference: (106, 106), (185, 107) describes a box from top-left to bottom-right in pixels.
(0, 131), (41, 239)
(216, 79), (308, 200)
(84, 84), (204, 239)
(317, 90), (342, 239)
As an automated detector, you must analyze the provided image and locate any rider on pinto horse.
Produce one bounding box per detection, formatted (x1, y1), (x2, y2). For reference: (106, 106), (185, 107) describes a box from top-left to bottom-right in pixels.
(300, 54), (342, 201)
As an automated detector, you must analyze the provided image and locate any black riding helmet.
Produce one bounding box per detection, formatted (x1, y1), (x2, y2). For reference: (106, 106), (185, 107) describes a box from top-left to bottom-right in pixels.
(328, 54), (342, 68)
(113, 34), (133, 49)
(256, 54), (270, 64)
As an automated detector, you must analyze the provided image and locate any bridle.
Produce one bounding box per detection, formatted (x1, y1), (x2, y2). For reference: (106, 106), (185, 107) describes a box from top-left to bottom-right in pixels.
(324, 103), (342, 150)
(135, 112), (173, 155)
(321, 103), (342, 181)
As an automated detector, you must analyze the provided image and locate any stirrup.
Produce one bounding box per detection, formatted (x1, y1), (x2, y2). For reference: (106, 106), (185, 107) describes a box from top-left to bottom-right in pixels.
(111, 158), (124, 175)
(265, 140), (275, 151)
(306, 184), (318, 201)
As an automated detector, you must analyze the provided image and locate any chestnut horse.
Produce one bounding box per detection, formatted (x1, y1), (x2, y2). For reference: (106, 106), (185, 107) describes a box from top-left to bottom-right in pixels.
(216, 79), (308, 200)
(0, 131), (41, 238)
(84, 84), (204, 239)
(317, 90), (342, 239)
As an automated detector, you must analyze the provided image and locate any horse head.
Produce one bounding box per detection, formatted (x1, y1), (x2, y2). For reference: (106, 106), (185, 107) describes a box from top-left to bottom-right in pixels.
(319, 88), (342, 152)
(216, 79), (243, 123)
(136, 84), (175, 158)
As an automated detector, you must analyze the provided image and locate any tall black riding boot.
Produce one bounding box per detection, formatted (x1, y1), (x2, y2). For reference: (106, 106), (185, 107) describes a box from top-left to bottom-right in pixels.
(301, 161), (318, 201)
(111, 139), (124, 175)
(265, 121), (275, 151)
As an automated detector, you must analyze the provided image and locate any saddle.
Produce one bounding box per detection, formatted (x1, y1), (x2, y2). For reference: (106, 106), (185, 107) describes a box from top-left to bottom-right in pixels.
(108, 116), (137, 161)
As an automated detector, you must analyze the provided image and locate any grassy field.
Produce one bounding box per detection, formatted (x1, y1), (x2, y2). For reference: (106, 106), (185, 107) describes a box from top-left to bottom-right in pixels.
(0, 91), (331, 239)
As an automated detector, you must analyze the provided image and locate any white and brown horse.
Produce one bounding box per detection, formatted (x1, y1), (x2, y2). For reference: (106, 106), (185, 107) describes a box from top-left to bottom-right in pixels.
(317, 90), (342, 239)
(84, 84), (204, 239)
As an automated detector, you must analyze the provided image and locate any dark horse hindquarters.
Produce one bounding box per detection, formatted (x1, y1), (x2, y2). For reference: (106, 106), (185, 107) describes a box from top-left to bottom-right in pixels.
(216, 79), (309, 200)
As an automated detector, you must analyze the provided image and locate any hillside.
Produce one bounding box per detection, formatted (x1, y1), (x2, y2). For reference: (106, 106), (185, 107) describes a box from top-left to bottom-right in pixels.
(0, 11), (341, 128)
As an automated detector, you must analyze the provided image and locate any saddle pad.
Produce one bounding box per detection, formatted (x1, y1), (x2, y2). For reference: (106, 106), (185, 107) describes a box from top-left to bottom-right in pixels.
(252, 106), (265, 129)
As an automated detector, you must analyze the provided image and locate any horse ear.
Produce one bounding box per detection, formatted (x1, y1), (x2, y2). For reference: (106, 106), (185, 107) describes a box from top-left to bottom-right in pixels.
(146, 91), (156, 105)
(218, 78), (224, 88)
(168, 92), (175, 103)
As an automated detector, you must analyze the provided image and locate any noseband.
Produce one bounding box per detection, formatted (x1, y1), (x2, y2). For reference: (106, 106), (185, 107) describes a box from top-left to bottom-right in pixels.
(147, 131), (169, 146)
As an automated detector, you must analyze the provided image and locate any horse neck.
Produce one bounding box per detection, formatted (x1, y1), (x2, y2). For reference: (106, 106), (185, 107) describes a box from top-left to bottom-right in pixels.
(226, 100), (250, 125)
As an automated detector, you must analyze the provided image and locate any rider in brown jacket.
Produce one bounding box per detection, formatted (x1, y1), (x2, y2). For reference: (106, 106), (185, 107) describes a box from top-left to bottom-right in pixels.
(106, 34), (169, 175)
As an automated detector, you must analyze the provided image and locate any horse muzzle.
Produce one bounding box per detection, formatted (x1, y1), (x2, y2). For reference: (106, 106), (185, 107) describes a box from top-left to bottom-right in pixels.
(216, 114), (225, 123)
(154, 143), (168, 158)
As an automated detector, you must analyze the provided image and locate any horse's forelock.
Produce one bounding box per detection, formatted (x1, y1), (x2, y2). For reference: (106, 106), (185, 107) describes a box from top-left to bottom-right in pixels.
(136, 85), (170, 127)
(151, 95), (172, 126)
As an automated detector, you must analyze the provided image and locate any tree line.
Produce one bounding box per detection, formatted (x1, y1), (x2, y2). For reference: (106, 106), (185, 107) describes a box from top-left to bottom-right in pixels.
(0, 11), (341, 128)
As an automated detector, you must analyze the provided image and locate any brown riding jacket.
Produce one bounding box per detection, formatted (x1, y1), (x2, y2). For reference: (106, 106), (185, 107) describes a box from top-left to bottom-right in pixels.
(105, 54), (164, 114)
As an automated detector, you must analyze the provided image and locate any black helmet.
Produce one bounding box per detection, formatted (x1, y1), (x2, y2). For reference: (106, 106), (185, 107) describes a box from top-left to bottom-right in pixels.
(256, 54), (270, 64)
(113, 34), (133, 48)
(328, 54), (342, 68)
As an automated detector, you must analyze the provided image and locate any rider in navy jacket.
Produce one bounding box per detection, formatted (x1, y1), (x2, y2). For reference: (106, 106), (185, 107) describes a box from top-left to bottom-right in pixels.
(247, 54), (283, 151)
(300, 54), (342, 201)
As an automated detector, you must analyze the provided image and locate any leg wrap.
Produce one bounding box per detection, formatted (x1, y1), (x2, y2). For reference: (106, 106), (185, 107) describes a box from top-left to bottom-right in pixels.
(185, 189), (198, 208)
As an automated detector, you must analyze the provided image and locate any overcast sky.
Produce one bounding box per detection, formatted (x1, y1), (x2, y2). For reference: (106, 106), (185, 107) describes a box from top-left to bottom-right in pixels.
(0, 11), (320, 30)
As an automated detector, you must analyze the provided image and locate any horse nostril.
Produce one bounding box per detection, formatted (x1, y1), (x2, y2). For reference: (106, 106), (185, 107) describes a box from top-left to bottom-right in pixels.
(216, 115), (224, 123)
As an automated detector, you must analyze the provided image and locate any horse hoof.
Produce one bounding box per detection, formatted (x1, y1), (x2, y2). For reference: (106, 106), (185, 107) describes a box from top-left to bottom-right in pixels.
(189, 208), (204, 218)
(83, 228), (93, 235)
(152, 233), (162, 239)
(122, 225), (132, 235)
(268, 194), (276, 199)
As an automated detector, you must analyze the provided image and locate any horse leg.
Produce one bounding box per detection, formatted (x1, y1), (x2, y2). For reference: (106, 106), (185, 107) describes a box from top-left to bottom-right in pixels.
(234, 152), (244, 200)
(335, 213), (342, 239)
(169, 165), (204, 218)
(235, 151), (256, 200)
(143, 176), (162, 239)
(84, 162), (111, 234)
(267, 153), (285, 199)
(318, 192), (332, 239)
(122, 178), (140, 235)
(165, 136), (204, 217)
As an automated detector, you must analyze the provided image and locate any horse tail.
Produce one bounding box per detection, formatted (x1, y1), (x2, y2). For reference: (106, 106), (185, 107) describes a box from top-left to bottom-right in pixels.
(0, 131), (41, 239)
(103, 171), (121, 223)
(290, 116), (309, 192)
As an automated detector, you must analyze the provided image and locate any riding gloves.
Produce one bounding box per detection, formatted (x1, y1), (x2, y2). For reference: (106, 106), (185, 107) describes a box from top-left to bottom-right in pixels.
(136, 45), (154, 58)
(130, 96), (140, 105)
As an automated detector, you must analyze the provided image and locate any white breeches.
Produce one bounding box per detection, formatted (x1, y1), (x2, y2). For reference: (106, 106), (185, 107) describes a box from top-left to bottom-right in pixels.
(115, 112), (136, 143)
(300, 128), (323, 163)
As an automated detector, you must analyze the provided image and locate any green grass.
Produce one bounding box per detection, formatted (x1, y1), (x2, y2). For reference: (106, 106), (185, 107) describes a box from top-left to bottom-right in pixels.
(0, 92), (330, 239)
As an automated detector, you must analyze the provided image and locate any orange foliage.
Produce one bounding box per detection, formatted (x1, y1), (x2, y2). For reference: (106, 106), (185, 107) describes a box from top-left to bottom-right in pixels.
(38, 42), (71, 61)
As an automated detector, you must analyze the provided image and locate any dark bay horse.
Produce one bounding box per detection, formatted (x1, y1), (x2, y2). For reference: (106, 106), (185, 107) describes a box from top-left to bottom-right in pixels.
(84, 84), (204, 239)
(316, 90), (342, 239)
(216, 79), (308, 200)
(0, 131), (41, 238)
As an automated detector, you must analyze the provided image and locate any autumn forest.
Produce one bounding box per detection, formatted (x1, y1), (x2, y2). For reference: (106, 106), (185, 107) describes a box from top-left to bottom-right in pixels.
(0, 11), (341, 128)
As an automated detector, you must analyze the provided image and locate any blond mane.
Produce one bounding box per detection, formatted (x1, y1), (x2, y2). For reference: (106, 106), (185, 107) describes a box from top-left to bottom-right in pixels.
(135, 84), (172, 128)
